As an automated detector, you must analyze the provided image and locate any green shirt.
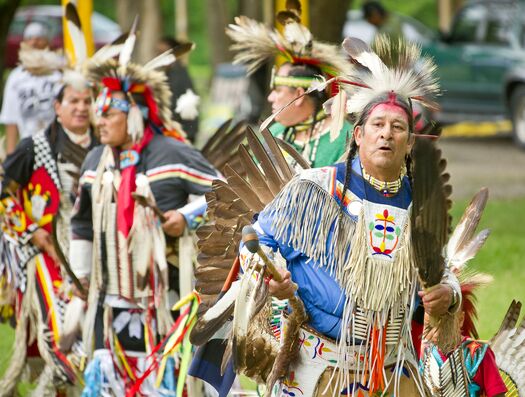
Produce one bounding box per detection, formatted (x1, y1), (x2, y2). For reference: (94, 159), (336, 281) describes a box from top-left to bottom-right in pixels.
(269, 119), (352, 168)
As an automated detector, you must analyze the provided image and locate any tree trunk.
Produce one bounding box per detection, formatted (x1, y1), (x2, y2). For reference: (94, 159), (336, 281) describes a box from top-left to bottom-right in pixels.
(206, 0), (232, 67)
(115, 0), (162, 63)
(0, 0), (22, 100)
(238, 0), (262, 20)
(309, 0), (351, 43)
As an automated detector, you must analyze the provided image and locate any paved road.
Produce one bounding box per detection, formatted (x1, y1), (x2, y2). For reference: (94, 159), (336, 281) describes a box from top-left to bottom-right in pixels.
(438, 135), (525, 200)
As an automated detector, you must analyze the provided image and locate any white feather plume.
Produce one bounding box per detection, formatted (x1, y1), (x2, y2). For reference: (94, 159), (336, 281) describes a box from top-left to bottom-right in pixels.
(18, 43), (65, 75)
(118, 15), (138, 73)
(91, 43), (124, 65)
(144, 49), (176, 71)
(283, 22), (312, 54)
(341, 36), (440, 115)
(175, 89), (200, 120)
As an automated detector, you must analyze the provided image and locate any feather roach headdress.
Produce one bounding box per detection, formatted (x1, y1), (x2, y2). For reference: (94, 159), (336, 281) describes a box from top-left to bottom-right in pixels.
(226, 0), (352, 91)
(336, 35), (440, 117)
(83, 15), (194, 143)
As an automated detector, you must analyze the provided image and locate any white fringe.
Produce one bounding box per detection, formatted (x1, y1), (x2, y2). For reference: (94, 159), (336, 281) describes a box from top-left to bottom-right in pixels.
(264, 177), (422, 393)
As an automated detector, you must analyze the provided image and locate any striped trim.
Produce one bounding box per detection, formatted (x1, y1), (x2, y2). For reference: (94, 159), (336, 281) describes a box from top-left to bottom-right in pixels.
(79, 170), (97, 186)
(35, 255), (61, 340)
(146, 164), (216, 186)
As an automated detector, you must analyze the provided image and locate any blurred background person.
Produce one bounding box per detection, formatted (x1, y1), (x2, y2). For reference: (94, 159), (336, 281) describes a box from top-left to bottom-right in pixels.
(156, 36), (199, 143)
(0, 22), (64, 154)
(363, 1), (403, 42)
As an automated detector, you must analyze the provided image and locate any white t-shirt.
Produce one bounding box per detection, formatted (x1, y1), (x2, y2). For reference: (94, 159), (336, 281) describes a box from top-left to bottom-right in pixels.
(0, 66), (62, 139)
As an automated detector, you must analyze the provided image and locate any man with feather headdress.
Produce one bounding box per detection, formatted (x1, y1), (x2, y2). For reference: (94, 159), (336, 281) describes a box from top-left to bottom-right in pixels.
(0, 17), (98, 396)
(68, 20), (219, 396)
(226, 0), (353, 168)
(193, 36), (464, 396)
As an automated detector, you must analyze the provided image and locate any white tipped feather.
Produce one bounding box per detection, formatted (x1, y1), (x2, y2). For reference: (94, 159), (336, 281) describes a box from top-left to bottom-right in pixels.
(118, 15), (138, 71)
(203, 281), (241, 322)
(283, 22), (312, 53)
(65, 2), (87, 65)
(127, 104), (144, 143)
(91, 44), (123, 64)
(329, 89), (346, 142)
(144, 49), (176, 71)
(449, 229), (491, 272)
(446, 188), (489, 267)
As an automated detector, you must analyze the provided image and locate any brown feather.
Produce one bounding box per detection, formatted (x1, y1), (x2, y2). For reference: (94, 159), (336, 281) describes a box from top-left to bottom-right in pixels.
(411, 138), (451, 288)
(490, 300), (522, 345)
(446, 188), (489, 262)
(65, 3), (82, 30)
(276, 138), (312, 170)
(238, 144), (274, 204)
(202, 119), (234, 158)
(260, 128), (294, 181)
(245, 127), (285, 195)
(223, 165), (266, 213)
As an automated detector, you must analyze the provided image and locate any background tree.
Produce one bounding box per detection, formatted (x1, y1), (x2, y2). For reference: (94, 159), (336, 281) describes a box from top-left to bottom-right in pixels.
(116, 0), (162, 63)
(309, 0), (351, 42)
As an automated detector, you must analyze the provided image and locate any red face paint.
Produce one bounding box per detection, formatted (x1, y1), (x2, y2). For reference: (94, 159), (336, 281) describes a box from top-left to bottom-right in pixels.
(367, 91), (411, 121)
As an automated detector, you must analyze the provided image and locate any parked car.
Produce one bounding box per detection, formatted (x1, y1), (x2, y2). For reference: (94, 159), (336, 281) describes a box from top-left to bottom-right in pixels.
(343, 1), (525, 148)
(6, 5), (122, 69)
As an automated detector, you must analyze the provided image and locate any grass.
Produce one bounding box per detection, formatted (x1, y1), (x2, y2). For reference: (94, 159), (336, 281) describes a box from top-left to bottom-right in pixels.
(449, 197), (525, 339)
(1, 198), (524, 391)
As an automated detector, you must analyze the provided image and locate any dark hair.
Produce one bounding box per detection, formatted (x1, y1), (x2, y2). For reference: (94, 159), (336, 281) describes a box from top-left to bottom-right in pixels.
(286, 63), (328, 106)
(363, 1), (387, 19)
(280, 63), (329, 148)
(55, 84), (67, 103)
(339, 92), (414, 213)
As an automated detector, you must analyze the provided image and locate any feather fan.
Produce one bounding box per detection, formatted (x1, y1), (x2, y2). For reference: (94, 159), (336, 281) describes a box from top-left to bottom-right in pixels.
(490, 300), (525, 394)
(190, 125), (309, 345)
(411, 137), (451, 288)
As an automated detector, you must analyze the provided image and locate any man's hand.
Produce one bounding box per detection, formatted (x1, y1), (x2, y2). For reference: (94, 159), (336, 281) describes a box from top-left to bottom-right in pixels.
(71, 277), (89, 300)
(268, 267), (296, 300)
(418, 283), (453, 316)
(162, 210), (186, 237)
(31, 228), (58, 262)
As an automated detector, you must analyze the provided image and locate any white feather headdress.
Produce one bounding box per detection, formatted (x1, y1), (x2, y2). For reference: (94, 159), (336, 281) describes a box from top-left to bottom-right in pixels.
(83, 14), (194, 143)
(226, 0), (352, 80)
(339, 36), (440, 116)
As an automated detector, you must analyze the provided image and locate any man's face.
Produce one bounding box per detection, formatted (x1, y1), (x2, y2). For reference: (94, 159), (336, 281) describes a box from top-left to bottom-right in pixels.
(355, 103), (414, 179)
(96, 92), (130, 148)
(55, 86), (92, 134)
(267, 64), (303, 126)
(24, 37), (49, 50)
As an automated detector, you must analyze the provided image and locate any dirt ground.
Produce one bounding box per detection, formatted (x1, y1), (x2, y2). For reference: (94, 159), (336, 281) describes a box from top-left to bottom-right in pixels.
(438, 135), (525, 201)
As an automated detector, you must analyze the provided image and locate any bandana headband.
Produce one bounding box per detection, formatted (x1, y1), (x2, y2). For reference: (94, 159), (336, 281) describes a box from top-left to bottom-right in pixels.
(269, 66), (317, 90)
(95, 87), (149, 118)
